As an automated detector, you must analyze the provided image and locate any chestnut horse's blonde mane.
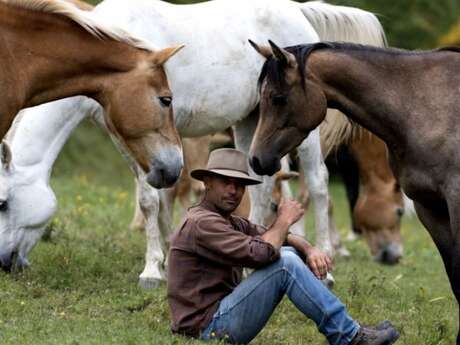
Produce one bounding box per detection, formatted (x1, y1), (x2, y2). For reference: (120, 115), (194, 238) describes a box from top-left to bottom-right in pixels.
(320, 110), (368, 158)
(1, 0), (155, 51)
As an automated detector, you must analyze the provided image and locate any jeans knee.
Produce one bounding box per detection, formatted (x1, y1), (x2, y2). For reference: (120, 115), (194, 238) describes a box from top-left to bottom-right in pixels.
(279, 248), (303, 271)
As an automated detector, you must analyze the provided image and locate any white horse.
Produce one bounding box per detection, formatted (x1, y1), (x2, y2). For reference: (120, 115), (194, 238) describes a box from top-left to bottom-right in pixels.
(0, 0), (386, 287)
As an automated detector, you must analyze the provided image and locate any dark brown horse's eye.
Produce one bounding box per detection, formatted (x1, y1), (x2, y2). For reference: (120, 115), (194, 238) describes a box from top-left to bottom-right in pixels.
(272, 95), (287, 106)
(159, 96), (172, 107)
(0, 200), (8, 212)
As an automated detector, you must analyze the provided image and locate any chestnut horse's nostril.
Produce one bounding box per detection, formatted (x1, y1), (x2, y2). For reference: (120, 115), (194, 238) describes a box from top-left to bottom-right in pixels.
(380, 247), (401, 265)
(396, 207), (404, 217)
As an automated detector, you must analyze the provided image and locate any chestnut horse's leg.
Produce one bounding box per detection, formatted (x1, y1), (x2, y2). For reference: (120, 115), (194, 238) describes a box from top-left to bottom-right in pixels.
(137, 176), (165, 289)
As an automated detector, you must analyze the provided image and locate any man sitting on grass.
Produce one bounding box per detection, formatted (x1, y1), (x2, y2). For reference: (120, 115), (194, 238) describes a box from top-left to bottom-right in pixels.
(167, 148), (400, 345)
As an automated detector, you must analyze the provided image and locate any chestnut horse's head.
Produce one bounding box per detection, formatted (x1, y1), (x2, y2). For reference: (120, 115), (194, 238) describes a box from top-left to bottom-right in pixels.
(248, 40), (328, 176)
(99, 46), (185, 188)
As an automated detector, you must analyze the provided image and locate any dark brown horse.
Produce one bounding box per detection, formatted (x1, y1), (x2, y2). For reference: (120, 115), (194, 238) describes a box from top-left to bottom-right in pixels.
(249, 40), (460, 342)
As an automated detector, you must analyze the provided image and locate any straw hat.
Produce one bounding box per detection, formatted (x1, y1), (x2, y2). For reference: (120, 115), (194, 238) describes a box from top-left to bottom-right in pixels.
(190, 148), (261, 185)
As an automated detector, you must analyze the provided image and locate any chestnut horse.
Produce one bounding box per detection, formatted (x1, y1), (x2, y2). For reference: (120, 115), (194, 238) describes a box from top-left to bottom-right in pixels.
(250, 40), (460, 343)
(320, 112), (404, 264)
(0, 0), (184, 186)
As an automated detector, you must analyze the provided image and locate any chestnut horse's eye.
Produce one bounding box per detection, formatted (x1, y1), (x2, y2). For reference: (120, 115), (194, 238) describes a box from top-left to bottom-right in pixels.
(272, 95), (287, 106)
(159, 96), (172, 107)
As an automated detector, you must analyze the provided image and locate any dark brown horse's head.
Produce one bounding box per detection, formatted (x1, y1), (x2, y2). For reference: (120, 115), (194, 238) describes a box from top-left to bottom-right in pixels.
(248, 40), (327, 176)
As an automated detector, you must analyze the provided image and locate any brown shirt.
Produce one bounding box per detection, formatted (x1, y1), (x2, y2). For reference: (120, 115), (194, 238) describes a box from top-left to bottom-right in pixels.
(167, 200), (280, 337)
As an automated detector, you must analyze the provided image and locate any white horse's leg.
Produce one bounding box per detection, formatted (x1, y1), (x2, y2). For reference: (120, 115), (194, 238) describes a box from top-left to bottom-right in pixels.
(297, 129), (333, 257)
(234, 112), (274, 226)
(297, 130), (336, 288)
(129, 178), (146, 231)
(280, 157), (305, 237)
(137, 175), (164, 289)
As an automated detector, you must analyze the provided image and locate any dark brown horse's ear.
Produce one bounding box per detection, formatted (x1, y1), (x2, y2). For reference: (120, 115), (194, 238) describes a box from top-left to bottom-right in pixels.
(0, 141), (12, 171)
(268, 40), (296, 67)
(153, 45), (185, 66)
(248, 39), (272, 59)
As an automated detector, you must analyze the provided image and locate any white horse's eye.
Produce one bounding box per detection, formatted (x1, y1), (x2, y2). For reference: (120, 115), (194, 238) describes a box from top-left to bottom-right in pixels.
(0, 200), (7, 212)
(159, 96), (172, 107)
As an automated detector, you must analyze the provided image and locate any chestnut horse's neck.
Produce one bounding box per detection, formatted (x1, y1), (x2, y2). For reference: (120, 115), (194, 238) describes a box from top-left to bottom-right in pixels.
(306, 45), (460, 154)
(350, 132), (396, 194)
(0, 1), (148, 137)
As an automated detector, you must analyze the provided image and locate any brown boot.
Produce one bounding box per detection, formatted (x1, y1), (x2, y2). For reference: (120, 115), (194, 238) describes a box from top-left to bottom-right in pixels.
(350, 321), (400, 345)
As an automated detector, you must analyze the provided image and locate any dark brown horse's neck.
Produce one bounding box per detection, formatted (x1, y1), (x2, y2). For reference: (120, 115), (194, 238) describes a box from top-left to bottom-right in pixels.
(0, 2), (146, 136)
(308, 49), (413, 152)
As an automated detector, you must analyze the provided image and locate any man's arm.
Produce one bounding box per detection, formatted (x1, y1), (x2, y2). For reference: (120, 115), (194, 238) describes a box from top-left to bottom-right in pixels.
(285, 233), (333, 280)
(261, 198), (304, 249)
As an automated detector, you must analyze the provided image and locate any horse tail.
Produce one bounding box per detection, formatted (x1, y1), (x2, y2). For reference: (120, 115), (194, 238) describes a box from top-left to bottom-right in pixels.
(298, 1), (387, 47)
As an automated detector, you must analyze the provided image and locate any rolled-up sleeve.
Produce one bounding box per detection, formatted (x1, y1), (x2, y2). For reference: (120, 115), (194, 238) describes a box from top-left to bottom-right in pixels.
(193, 214), (279, 269)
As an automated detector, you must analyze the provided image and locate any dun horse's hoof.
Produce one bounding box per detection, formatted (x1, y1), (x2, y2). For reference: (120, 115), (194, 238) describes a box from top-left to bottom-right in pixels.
(138, 277), (162, 289)
(322, 272), (335, 289)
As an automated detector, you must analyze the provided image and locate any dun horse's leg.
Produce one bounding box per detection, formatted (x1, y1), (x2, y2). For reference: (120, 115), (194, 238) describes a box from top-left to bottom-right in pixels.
(234, 110), (275, 226)
(445, 195), (460, 345)
(414, 200), (458, 342)
(137, 175), (164, 289)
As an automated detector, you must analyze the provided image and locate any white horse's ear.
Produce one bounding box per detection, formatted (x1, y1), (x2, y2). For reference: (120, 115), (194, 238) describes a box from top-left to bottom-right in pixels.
(248, 39), (272, 59)
(268, 40), (296, 67)
(153, 45), (185, 66)
(0, 141), (12, 170)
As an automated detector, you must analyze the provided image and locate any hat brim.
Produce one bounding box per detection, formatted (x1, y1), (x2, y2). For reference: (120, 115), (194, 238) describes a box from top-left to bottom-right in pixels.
(190, 169), (261, 185)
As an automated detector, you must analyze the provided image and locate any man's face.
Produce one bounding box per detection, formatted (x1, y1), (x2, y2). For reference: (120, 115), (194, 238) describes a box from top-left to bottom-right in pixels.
(203, 174), (246, 214)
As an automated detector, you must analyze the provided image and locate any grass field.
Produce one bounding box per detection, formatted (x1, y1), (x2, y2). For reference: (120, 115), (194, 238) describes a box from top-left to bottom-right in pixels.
(0, 123), (457, 345)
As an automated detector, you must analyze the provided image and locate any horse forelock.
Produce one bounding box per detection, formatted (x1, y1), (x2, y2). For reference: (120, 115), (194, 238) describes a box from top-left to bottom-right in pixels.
(1, 0), (155, 52)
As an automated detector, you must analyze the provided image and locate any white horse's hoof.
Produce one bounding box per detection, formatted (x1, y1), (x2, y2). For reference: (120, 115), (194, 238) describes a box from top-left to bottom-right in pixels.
(337, 246), (351, 258)
(322, 272), (335, 289)
(346, 231), (359, 242)
(138, 277), (162, 289)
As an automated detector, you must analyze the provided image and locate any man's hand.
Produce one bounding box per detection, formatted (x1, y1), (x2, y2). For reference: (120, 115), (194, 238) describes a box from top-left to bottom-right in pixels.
(305, 247), (333, 280)
(277, 198), (304, 226)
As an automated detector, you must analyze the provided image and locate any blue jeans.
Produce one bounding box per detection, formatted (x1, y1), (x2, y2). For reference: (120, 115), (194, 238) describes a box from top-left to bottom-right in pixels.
(200, 247), (359, 345)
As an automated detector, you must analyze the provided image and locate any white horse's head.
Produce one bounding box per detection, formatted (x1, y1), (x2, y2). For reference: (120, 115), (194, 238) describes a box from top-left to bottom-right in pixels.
(0, 142), (57, 272)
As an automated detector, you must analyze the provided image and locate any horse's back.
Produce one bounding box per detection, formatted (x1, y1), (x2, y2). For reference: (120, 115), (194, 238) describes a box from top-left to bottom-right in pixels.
(94, 0), (319, 137)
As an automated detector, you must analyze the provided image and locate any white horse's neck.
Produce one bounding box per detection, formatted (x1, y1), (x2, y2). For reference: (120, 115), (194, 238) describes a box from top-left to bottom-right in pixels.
(6, 97), (102, 178)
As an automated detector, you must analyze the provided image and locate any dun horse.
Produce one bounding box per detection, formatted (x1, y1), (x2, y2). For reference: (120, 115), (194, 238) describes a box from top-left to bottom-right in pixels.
(0, 0), (184, 187)
(249, 40), (460, 343)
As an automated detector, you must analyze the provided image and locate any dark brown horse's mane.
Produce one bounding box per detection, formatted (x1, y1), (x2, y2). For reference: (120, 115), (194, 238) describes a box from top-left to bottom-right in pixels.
(258, 42), (460, 90)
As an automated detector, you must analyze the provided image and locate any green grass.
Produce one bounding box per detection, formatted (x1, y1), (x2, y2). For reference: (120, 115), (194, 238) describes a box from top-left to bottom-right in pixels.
(0, 123), (457, 344)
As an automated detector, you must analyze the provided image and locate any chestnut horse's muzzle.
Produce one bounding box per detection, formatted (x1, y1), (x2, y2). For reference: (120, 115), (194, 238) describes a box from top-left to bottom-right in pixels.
(146, 148), (183, 189)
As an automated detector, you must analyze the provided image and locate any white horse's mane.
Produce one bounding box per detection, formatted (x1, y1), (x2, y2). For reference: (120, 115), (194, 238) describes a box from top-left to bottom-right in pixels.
(1, 0), (155, 51)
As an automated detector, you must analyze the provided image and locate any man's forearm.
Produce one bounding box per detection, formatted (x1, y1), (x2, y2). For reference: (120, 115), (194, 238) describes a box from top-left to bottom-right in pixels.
(285, 233), (313, 254)
(261, 218), (291, 250)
